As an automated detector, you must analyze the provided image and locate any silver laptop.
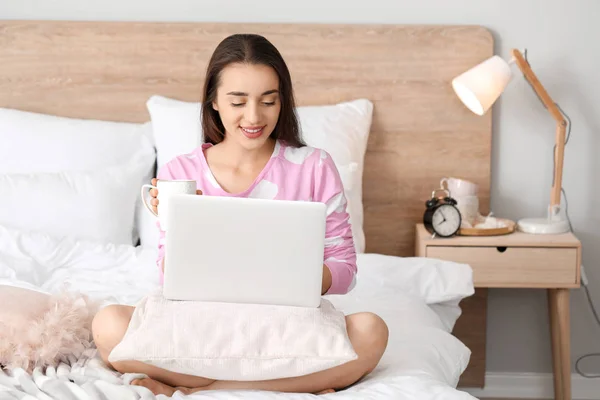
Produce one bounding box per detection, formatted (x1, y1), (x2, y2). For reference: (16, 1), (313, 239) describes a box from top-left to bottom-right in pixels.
(162, 194), (326, 308)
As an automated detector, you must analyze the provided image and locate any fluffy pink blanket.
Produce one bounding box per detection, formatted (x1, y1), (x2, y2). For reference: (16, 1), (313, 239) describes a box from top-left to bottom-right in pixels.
(0, 286), (99, 373)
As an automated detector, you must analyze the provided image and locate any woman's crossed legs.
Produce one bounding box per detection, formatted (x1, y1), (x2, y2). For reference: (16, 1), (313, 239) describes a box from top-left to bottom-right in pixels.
(92, 304), (388, 396)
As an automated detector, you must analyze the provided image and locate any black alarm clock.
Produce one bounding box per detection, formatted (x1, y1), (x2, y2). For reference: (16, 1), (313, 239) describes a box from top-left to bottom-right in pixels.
(423, 188), (462, 237)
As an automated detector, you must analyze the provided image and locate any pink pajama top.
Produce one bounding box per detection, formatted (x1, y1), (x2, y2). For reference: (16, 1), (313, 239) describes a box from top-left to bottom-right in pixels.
(155, 140), (357, 295)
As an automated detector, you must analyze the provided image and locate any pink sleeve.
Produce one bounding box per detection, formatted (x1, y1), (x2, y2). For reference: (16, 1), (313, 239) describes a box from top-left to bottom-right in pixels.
(313, 151), (358, 295)
(155, 164), (175, 284)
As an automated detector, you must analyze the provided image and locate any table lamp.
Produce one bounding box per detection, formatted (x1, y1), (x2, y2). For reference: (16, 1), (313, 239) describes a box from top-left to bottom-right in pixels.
(451, 49), (570, 234)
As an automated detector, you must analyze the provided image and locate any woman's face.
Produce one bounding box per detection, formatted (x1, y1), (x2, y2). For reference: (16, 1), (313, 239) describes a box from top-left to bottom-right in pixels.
(212, 63), (281, 151)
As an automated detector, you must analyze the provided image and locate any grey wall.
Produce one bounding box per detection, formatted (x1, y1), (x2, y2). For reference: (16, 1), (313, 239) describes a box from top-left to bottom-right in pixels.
(2, 0), (599, 376)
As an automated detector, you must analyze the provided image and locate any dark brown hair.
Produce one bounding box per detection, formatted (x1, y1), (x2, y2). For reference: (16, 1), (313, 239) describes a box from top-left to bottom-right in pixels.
(201, 33), (304, 147)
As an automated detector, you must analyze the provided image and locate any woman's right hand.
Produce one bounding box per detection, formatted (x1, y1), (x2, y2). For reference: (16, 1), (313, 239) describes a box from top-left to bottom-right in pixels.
(149, 178), (204, 215)
(149, 178), (160, 215)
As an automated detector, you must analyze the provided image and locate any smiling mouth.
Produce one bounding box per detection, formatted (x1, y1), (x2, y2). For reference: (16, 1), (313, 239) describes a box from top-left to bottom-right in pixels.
(240, 126), (265, 138)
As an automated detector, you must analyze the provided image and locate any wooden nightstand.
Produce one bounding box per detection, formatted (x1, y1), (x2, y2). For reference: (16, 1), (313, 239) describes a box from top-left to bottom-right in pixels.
(415, 223), (582, 400)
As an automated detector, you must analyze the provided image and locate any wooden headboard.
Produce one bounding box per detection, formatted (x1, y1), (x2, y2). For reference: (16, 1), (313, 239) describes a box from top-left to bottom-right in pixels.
(0, 21), (493, 386)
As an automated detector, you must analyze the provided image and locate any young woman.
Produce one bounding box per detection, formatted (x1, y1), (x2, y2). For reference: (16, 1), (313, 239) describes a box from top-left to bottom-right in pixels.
(92, 33), (388, 397)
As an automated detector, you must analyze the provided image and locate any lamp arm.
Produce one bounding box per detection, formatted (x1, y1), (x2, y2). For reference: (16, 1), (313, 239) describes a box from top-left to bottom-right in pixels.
(511, 49), (567, 210)
(511, 49), (565, 124)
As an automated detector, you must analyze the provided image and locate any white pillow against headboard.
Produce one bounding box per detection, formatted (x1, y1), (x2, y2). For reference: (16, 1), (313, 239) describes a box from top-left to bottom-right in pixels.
(0, 107), (156, 246)
(146, 95), (373, 253)
(0, 155), (152, 245)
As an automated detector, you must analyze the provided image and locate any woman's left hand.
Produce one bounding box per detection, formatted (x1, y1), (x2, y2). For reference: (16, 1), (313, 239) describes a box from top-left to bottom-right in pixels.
(321, 265), (332, 295)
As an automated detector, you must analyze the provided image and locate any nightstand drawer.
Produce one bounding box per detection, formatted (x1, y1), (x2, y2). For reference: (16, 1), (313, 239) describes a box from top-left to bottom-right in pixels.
(427, 246), (578, 287)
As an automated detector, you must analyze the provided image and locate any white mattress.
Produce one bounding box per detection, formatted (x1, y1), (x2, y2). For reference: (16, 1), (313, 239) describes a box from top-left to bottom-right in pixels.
(0, 225), (478, 400)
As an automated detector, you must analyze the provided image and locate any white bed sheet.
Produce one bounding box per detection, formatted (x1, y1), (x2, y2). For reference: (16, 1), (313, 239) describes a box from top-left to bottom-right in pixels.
(0, 349), (477, 400)
(0, 225), (478, 400)
(0, 352), (477, 400)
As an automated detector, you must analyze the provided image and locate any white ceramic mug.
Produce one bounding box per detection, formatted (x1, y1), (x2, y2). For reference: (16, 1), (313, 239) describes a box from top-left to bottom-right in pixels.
(141, 179), (197, 231)
(455, 195), (479, 227)
(440, 177), (478, 197)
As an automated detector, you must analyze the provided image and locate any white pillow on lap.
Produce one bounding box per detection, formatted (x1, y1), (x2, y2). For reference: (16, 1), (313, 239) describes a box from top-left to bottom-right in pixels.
(145, 95), (373, 253)
(109, 292), (357, 381)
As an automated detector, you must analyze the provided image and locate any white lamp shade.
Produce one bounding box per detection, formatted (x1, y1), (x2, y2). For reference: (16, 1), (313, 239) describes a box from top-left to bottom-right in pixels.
(452, 55), (513, 115)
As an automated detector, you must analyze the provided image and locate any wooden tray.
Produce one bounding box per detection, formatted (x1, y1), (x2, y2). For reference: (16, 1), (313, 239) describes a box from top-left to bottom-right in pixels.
(458, 218), (516, 236)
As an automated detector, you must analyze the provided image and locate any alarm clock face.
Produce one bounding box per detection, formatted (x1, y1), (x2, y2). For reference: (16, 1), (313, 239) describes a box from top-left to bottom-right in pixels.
(432, 204), (461, 237)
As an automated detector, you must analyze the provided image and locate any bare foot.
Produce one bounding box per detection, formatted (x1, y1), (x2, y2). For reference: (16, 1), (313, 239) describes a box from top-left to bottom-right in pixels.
(131, 377), (176, 396)
(316, 388), (336, 395)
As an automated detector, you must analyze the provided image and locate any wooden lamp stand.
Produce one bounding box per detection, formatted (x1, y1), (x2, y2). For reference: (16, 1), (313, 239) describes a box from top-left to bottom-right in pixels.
(510, 49), (570, 234)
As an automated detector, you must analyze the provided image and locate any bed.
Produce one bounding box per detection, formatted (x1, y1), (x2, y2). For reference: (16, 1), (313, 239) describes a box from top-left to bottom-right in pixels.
(0, 20), (493, 399)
